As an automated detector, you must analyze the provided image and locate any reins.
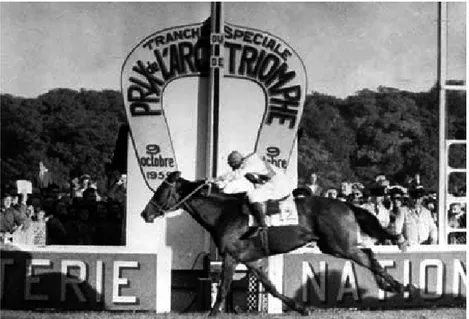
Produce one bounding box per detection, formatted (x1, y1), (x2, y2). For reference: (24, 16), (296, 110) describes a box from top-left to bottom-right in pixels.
(169, 180), (211, 211)
(153, 179), (212, 214)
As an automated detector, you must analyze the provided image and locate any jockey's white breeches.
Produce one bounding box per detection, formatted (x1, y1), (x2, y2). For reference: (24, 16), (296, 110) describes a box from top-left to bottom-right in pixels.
(247, 173), (291, 203)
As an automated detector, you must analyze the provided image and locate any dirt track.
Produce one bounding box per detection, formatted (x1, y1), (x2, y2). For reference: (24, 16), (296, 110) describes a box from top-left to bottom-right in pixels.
(1, 307), (466, 319)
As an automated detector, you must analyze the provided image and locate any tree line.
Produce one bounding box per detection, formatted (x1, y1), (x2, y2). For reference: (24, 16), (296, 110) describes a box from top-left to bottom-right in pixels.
(1, 84), (466, 192)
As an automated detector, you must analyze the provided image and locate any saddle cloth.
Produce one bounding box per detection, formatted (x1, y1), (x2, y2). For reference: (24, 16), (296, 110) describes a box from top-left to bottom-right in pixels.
(248, 194), (299, 227)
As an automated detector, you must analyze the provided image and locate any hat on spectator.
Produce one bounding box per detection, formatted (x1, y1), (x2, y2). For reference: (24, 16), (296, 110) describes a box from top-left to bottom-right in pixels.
(388, 186), (405, 198)
(368, 186), (387, 197)
(375, 175), (390, 187)
(325, 188), (338, 197)
(409, 186), (426, 199)
(337, 192), (347, 201)
(80, 174), (91, 181)
(423, 197), (436, 207)
(293, 188), (312, 198)
(375, 175), (386, 183)
(427, 190), (437, 200)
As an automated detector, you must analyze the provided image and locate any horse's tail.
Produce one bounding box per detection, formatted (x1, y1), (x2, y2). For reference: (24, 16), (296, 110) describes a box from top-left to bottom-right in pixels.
(347, 203), (400, 242)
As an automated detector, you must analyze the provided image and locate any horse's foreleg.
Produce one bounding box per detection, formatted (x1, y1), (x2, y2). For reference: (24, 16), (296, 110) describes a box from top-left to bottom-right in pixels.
(245, 261), (311, 316)
(209, 254), (237, 316)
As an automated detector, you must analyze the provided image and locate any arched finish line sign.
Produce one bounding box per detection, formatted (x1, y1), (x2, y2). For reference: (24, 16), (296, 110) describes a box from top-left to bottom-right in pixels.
(121, 3), (307, 192)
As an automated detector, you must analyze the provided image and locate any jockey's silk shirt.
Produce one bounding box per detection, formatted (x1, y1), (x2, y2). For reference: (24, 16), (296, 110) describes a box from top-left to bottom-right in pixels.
(216, 153), (291, 202)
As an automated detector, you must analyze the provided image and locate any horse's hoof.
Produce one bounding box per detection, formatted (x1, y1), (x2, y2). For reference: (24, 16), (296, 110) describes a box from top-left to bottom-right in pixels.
(300, 307), (313, 316)
(208, 308), (220, 317)
(208, 311), (218, 317)
(406, 283), (417, 295)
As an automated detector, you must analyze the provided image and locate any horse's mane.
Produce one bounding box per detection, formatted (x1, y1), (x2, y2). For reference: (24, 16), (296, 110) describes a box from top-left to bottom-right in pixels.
(210, 187), (247, 202)
(179, 178), (247, 202)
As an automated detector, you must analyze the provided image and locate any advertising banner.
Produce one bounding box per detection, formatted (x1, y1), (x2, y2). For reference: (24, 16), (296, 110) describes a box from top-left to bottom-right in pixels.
(122, 22), (214, 267)
(122, 21), (307, 191)
(121, 23), (211, 191)
(1, 250), (158, 311)
(223, 24), (307, 170)
(283, 251), (466, 308)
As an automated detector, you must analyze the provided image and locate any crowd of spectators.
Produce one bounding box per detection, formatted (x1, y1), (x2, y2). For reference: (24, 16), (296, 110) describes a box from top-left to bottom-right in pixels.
(0, 166), (127, 246)
(2, 166), (465, 247)
(299, 172), (466, 246)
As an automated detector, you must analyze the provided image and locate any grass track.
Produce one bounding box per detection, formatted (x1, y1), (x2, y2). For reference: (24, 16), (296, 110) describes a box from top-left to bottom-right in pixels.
(1, 308), (466, 319)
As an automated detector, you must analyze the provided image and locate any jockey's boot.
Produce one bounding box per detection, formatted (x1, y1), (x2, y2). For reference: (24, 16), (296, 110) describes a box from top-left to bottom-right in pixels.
(248, 202), (269, 254)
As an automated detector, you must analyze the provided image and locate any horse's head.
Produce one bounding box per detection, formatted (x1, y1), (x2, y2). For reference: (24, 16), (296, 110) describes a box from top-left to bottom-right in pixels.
(140, 171), (213, 223)
(141, 171), (182, 223)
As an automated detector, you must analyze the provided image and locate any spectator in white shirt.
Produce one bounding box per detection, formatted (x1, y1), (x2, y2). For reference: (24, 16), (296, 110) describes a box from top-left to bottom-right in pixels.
(361, 186), (390, 229)
(306, 173), (322, 196)
(394, 187), (438, 245)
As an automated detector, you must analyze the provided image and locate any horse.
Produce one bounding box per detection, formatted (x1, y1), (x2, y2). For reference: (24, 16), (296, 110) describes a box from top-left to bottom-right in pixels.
(141, 171), (412, 316)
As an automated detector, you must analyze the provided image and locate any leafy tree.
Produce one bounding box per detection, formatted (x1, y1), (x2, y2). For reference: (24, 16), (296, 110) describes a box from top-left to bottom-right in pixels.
(350, 88), (424, 185)
(1, 89), (126, 189)
(1, 95), (45, 185)
(299, 92), (357, 189)
(0, 84), (465, 195)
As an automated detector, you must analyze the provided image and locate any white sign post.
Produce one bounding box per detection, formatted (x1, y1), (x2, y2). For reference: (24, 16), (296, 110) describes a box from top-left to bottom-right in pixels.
(121, 2), (307, 312)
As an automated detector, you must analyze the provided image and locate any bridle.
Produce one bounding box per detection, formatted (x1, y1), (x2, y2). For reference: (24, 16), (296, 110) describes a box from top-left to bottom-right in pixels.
(147, 179), (212, 216)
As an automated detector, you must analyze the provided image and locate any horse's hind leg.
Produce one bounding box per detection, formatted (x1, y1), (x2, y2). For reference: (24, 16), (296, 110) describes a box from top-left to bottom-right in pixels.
(245, 261), (311, 316)
(344, 247), (406, 294)
(209, 254), (237, 316)
(360, 248), (416, 294)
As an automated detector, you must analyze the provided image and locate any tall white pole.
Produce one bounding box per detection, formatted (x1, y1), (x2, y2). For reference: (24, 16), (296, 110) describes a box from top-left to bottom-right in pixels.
(206, 2), (224, 255)
(207, 2), (224, 179)
(437, 2), (448, 245)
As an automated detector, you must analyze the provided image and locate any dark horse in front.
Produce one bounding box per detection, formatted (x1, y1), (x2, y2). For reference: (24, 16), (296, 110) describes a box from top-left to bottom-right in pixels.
(141, 171), (411, 315)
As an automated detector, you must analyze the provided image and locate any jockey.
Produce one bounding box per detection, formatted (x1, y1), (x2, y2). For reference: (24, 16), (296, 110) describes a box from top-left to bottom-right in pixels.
(215, 150), (291, 239)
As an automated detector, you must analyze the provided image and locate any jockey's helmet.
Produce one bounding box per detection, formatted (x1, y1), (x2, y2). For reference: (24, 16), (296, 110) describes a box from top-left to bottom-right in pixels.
(227, 151), (243, 169)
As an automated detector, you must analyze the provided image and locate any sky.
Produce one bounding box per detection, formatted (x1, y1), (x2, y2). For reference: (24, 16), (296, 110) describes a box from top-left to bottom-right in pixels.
(0, 2), (466, 99)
